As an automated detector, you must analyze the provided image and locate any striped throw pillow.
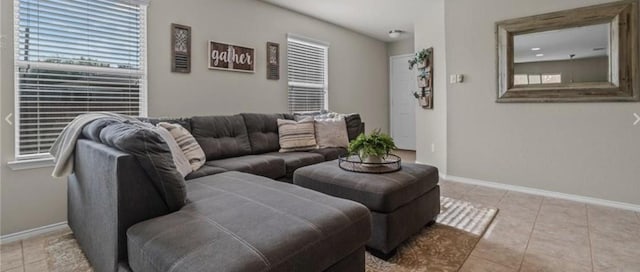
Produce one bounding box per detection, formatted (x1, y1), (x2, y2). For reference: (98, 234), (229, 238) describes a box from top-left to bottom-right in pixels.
(277, 118), (317, 152)
(153, 125), (193, 177)
(158, 122), (206, 171)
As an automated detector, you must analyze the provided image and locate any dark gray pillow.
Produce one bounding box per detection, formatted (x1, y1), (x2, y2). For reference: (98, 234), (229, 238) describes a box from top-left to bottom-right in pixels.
(343, 114), (364, 141)
(138, 117), (192, 132)
(99, 122), (186, 212)
(81, 118), (120, 142)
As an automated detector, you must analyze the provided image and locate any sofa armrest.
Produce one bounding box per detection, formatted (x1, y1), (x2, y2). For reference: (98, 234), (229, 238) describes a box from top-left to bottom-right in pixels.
(68, 139), (169, 272)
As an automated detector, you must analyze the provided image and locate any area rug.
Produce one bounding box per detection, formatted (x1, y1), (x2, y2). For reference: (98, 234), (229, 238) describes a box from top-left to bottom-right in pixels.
(365, 196), (498, 272)
(41, 197), (496, 272)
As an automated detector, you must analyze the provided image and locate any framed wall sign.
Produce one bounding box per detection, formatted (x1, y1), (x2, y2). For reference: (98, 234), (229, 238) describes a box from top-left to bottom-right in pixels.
(208, 41), (255, 73)
(171, 23), (191, 73)
(266, 42), (280, 80)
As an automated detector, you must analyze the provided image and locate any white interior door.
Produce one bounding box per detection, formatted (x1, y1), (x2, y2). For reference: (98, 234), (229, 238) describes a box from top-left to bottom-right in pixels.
(390, 54), (417, 150)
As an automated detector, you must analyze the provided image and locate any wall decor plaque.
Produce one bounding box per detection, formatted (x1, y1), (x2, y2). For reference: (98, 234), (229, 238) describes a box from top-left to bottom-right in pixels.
(208, 41), (255, 73)
(171, 23), (191, 73)
(266, 42), (280, 80)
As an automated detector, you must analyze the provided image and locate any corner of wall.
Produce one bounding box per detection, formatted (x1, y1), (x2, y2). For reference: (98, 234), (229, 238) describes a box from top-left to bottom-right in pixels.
(413, 0), (447, 174)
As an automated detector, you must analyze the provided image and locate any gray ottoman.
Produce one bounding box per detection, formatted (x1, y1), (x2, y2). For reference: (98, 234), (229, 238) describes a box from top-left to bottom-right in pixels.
(293, 160), (440, 259)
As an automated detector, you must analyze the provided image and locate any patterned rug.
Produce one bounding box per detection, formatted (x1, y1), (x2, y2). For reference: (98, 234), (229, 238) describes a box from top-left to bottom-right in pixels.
(42, 197), (497, 272)
(366, 197), (498, 272)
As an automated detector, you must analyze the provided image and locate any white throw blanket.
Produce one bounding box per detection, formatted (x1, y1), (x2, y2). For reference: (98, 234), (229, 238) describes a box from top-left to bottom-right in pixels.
(49, 112), (138, 178)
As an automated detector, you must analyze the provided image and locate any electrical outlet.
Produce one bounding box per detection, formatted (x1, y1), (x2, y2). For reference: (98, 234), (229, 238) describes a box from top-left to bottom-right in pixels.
(431, 143), (435, 153)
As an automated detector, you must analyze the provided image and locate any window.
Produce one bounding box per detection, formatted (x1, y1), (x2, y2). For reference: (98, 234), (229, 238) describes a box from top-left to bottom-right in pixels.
(514, 74), (562, 85)
(541, 74), (562, 84)
(287, 34), (328, 112)
(514, 74), (529, 85)
(528, 74), (542, 84)
(14, 0), (147, 159)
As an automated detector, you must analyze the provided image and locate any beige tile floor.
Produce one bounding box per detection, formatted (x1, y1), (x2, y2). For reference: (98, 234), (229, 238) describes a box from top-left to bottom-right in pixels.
(2, 151), (640, 271)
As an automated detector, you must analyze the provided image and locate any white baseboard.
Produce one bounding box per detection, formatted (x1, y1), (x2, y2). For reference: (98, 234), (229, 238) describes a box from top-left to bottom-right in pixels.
(446, 175), (640, 212)
(1, 222), (68, 244)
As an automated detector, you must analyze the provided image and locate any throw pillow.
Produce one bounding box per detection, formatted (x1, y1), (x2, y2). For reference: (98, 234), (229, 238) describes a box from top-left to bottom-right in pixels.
(99, 122), (186, 212)
(315, 118), (349, 149)
(153, 125), (193, 177)
(158, 122), (206, 171)
(277, 118), (317, 152)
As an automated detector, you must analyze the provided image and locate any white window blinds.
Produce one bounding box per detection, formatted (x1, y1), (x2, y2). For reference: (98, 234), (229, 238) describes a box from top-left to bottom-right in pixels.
(287, 35), (328, 113)
(14, 0), (147, 158)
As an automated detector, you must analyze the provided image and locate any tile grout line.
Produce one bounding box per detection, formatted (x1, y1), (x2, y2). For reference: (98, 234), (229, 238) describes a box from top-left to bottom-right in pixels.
(20, 240), (26, 271)
(585, 205), (596, 272)
(467, 254), (516, 271)
(461, 188), (509, 269)
(516, 196), (544, 271)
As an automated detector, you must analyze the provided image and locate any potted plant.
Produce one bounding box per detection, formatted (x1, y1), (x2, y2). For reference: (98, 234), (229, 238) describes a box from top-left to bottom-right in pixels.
(408, 49), (432, 70)
(417, 70), (430, 88)
(413, 89), (432, 107)
(348, 129), (397, 166)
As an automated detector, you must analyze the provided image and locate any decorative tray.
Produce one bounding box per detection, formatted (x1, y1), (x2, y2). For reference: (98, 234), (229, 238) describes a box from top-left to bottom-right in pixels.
(338, 154), (402, 174)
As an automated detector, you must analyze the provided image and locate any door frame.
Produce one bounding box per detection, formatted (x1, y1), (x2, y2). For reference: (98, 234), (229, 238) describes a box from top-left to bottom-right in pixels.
(389, 53), (416, 150)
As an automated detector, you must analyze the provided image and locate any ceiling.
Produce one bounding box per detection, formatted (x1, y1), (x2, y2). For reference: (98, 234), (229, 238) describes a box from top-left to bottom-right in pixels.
(261, 0), (423, 42)
(514, 23), (609, 63)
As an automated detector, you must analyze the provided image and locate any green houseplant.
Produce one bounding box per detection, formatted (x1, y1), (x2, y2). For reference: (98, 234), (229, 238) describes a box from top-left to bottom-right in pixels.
(348, 129), (397, 165)
(408, 48), (432, 70)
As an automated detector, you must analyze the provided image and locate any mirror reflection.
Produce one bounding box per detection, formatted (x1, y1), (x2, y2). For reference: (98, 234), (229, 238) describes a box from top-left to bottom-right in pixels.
(513, 23), (610, 86)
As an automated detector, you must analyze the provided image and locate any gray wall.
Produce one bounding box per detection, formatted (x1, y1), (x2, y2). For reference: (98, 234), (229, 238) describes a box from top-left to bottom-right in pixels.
(515, 56), (609, 83)
(0, 0), (389, 235)
(415, 0), (448, 174)
(444, 0), (640, 205)
(386, 37), (415, 57)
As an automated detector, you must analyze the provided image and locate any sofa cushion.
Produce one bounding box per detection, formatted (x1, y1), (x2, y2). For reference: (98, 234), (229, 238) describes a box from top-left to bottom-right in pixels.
(277, 118), (317, 152)
(294, 161), (440, 213)
(153, 125), (192, 177)
(99, 122), (186, 212)
(264, 152), (325, 177)
(343, 114), (364, 141)
(184, 165), (227, 180)
(241, 113), (292, 154)
(311, 147), (348, 161)
(138, 117), (192, 132)
(127, 171), (371, 272)
(293, 110), (329, 120)
(191, 115), (252, 160)
(315, 118), (349, 149)
(206, 155), (286, 179)
(294, 112), (363, 141)
(157, 122), (206, 172)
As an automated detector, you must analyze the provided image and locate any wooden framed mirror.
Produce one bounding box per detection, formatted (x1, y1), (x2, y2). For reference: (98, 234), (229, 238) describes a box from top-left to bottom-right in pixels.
(496, 0), (639, 102)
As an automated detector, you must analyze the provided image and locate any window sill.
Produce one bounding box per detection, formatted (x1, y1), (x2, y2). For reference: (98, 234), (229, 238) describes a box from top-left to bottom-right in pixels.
(7, 157), (55, 171)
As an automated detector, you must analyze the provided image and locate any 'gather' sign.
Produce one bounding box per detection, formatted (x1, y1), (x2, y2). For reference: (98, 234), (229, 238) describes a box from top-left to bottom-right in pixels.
(208, 41), (255, 73)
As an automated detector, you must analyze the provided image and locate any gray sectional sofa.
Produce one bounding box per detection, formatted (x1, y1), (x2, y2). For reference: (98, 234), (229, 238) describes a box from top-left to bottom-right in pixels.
(68, 113), (370, 272)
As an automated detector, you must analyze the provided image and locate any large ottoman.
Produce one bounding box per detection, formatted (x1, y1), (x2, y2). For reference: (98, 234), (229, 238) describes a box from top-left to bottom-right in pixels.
(293, 160), (440, 258)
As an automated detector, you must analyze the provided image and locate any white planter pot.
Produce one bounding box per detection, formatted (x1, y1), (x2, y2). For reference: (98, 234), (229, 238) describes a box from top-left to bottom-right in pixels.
(417, 59), (427, 69)
(418, 77), (428, 88)
(359, 151), (384, 167)
(419, 96), (429, 107)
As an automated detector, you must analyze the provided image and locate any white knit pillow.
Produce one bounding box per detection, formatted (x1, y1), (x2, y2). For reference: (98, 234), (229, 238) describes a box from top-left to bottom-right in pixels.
(314, 118), (349, 149)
